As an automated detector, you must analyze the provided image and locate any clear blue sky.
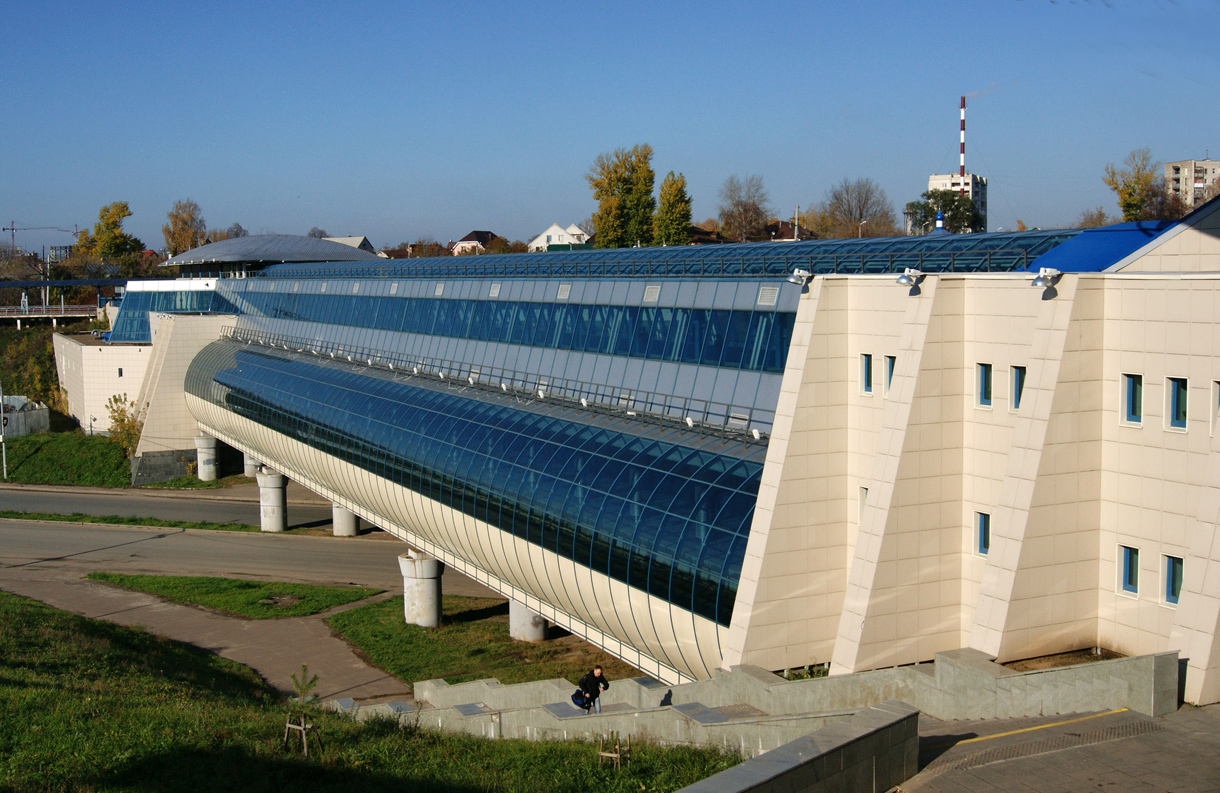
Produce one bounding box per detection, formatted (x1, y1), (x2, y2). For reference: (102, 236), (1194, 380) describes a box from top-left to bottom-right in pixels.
(4, 0), (1218, 254)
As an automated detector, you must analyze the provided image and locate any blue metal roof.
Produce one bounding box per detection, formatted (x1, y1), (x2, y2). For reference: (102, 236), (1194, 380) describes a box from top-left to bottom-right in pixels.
(1021, 221), (1176, 273)
(259, 229), (1082, 280)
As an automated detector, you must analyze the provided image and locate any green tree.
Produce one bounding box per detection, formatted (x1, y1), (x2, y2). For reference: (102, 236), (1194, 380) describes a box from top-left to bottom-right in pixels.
(653, 171), (692, 246)
(587, 144), (656, 248)
(1103, 147), (1161, 222)
(74, 202), (145, 260)
(162, 199), (207, 256)
(105, 393), (144, 459)
(904, 189), (984, 234)
(718, 174), (771, 242)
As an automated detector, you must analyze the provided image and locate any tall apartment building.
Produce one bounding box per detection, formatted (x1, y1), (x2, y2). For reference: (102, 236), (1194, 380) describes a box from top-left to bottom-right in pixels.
(1166, 159), (1220, 208)
(927, 173), (988, 231)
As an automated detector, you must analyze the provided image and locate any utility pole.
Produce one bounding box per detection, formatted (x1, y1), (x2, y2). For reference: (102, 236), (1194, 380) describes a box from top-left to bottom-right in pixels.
(1, 378), (7, 481)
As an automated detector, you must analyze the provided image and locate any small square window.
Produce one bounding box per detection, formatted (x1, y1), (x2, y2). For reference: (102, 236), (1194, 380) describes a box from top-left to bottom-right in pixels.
(976, 512), (991, 555)
(1011, 365), (1027, 411)
(861, 354), (873, 394)
(1123, 374), (1142, 424)
(1120, 545), (1139, 594)
(1165, 555), (1183, 605)
(1167, 377), (1188, 430)
(885, 355), (896, 395)
(977, 363), (993, 407)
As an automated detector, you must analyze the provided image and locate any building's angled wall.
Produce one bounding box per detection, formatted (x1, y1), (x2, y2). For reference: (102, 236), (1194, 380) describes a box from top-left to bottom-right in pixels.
(1112, 201), (1220, 273)
(52, 334), (150, 434)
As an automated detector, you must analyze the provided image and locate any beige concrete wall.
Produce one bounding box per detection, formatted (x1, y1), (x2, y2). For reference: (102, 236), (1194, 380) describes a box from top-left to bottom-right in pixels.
(52, 334), (150, 434)
(1112, 200), (1220, 272)
(134, 313), (233, 457)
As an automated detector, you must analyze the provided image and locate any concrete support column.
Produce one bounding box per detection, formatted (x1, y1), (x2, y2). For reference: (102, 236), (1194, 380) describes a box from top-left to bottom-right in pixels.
(398, 550), (443, 628)
(242, 452), (260, 478)
(194, 435), (218, 482)
(255, 468), (287, 533)
(332, 504), (359, 537)
(509, 600), (548, 642)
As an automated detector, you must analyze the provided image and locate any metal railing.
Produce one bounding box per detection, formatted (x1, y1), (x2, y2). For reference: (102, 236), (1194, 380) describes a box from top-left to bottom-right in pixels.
(0, 305), (97, 317)
(221, 326), (773, 445)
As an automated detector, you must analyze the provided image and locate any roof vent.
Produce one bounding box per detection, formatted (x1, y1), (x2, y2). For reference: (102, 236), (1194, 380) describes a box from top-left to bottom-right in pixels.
(643, 284), (661, 303)
(557, 284), (571, 300)
(489, 283), (501, 298)
(728, 412), (750, 427)
(757, 286), (779, 307)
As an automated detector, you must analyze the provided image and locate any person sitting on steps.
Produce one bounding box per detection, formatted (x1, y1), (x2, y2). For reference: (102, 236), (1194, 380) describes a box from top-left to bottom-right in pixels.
(578, 665), (610, 715)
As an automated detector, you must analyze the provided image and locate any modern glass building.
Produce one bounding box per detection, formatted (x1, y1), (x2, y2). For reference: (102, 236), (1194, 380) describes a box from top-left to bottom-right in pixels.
(170, 209), (1220, 701)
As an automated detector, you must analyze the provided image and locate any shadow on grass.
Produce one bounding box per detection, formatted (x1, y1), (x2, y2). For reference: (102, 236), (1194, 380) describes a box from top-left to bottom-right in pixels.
(82, 746), (485, 793)
(444, 601), (509, 625)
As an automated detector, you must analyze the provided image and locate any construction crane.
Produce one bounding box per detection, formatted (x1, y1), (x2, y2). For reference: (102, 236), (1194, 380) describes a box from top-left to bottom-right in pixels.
(2, 222), (77, 253)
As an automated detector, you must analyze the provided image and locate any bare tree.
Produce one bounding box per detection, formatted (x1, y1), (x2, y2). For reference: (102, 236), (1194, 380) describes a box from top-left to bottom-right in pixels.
(577, 218), (595, 237)
(307, 227), (328, 239)
(718, 174), (771, 242)
(1075, 207), (1111, 229)
(820, 178), (897, 238)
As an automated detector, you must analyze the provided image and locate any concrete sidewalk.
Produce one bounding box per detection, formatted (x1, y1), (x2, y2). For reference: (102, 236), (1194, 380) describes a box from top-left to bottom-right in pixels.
(0, 564), (412, 704)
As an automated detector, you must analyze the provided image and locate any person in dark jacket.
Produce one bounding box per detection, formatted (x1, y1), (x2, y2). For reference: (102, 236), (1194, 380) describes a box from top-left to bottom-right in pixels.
(578, 665), (609, 714)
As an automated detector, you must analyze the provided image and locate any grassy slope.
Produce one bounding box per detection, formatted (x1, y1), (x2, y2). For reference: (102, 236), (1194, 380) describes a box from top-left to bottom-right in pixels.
(328, 595), (642, 688)
(140, 474), (248, 490)
(0, 591), (737, 792)
(0, 510), (257, 532)
(86, 573), (381, 619)
(3, 431), (129, 487)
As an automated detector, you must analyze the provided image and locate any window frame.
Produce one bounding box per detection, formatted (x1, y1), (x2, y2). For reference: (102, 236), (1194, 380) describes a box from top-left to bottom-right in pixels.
(1122, 373), (1143, 426)
(1120, 544), (1140, 595)
(1011, 365), (1027, 412)
(976, 511), (991, 556)
(977, 363), (993, 408)
(861, 353), (873, 395)
(884, 355), (896, 397)
(1164, 554), (1183, 606)
(1166, 377), (1188, 431)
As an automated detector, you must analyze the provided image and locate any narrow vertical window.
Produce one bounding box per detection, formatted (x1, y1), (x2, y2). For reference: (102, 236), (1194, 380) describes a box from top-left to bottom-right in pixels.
(1011, 365), (1027, 410)
(117, 368), (123, 378)
(1165, 555), (1183, 605)
(1121, 545), (1139, 594)
(861, 354), (873, 394)
(1168, 377), (1188, 430)
(976, 512), (991, 555)
(1123, 374), (1142, 424)
(977, 363), (993, 407)
(858, 486), (868, 526)
(1212, 381), (1220, 436)
(885, 355), (896, 395)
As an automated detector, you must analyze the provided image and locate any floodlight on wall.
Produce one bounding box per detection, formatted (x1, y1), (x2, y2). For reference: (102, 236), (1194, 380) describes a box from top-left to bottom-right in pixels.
(580, 398), (588, 407)
(751, 428), (761, 440)
(786, 268), (812, 286)
(685, 416), (695, 428)
(895, 268), (925, 287)
(1030, 267), (1062, 288)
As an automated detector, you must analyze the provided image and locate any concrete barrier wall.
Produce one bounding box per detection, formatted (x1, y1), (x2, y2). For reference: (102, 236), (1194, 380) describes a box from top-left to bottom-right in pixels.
(2, 405), (49, 438)
(676, 701), (919, 793)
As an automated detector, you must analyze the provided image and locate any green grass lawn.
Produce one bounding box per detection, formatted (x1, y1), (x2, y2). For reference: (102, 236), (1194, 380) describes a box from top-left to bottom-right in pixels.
(86, 573), (382, 619)
(327, 595), (642, 689)
(2, 430), (130, 487)
(0, 590), (738, 792)
(0, 510), (258, 532)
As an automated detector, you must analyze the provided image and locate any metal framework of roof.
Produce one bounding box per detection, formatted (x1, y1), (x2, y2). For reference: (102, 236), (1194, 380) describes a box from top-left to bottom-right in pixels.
(260, 229), (1082, 280)
(0, 278), (127, 289)
(162, 234), (383, 267)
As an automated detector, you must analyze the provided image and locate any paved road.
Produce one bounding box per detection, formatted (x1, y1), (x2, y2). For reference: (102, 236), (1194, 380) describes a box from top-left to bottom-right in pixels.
(0, 486), (334, 529)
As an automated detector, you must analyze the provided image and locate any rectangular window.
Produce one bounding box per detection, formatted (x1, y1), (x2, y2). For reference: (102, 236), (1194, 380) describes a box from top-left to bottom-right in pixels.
(859, 486), (868, 526)
(1011, 365), (1027, 411)
(1165, 555), (1183, 605)
(977, 363), (993, 407)
(117, 368), (123, 378)
(1212, 381), (1220, 436)
(885, 355), (896, 395)
(1168, 377), (1188, 430)
(1121, 545), (1139, 594)
(976, 512), (991, 555)
(1123, 374), (1142, 424)
(861, 354), (873, 394)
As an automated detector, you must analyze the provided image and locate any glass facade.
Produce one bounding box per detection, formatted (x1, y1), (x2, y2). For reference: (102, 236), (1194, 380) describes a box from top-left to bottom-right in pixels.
(257, 229), (1081, 281)
(238, 292), (796, 374)
(109, 289), (239, 343)
(186, 342), (765, 626)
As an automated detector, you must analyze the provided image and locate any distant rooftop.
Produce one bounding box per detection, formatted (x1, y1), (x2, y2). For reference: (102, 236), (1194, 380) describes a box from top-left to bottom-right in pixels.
(163, 234), (383, 267)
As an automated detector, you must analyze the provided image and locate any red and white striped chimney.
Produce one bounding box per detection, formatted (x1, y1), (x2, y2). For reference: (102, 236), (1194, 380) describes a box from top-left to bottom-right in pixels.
(959, 96), (966, 194)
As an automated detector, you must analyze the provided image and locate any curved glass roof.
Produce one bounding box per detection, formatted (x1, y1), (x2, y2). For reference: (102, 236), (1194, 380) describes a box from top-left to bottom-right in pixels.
(260, 229), (1081, 280)
(164, 234), (383, 267)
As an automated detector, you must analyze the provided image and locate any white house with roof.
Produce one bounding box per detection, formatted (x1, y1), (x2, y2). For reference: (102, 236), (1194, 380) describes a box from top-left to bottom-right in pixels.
(528, 223), (589, 251)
